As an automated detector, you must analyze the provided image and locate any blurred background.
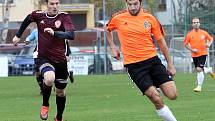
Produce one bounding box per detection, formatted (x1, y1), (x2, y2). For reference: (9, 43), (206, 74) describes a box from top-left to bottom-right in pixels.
(0, 0), (215, 77)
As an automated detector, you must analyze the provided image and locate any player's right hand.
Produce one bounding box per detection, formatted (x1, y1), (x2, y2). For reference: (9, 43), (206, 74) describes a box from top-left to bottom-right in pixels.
(112, 49), (120, 60)
(192, 48), (198, 53)
(12, 36), (20, 46)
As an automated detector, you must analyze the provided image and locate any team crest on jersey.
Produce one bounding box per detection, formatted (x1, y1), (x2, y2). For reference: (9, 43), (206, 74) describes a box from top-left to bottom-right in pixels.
(55, 20), (61, 28)
(143, 21), (151, 29)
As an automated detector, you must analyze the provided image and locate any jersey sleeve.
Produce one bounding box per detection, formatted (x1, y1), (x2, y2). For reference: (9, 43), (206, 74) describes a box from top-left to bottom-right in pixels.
(183, 33), (190, 46)
(204, 31), (213, 42)
(150, 16), (165, 41)
(106, 17), (118, 32)
(28, 10), (41, 22)
(63, 14), (75, 31)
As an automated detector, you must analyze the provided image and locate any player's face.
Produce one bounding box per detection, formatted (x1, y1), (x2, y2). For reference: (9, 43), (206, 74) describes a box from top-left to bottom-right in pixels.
(192, 18), (200, 29)
(47, 0), (60, 15)
(127, 0), (141, 16)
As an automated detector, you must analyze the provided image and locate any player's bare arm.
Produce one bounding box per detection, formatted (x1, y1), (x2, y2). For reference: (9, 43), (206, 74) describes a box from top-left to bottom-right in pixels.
(157, 37), (176, 76)
(205, 39), (213, 48)
(106, 30), (120, 60)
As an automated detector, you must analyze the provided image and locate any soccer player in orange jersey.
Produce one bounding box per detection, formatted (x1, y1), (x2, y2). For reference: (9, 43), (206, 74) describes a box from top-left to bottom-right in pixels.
(184, 17), (214, 92)
(106, 0), (177, 121)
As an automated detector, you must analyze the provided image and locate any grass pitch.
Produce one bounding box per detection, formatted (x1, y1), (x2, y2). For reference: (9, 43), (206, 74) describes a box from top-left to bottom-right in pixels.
(0, 73), (215, 121)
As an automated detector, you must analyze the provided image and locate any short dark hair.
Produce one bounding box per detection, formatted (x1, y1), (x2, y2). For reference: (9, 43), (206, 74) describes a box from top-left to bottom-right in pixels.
(126, 0), (142, 3)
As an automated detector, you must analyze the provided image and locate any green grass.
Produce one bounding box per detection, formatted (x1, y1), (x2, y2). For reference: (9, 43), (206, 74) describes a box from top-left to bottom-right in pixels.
(0, 73), (215, 121)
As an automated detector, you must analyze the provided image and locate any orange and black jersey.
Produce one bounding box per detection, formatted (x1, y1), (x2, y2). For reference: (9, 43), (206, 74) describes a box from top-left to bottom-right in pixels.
(107, 8), (165, 65)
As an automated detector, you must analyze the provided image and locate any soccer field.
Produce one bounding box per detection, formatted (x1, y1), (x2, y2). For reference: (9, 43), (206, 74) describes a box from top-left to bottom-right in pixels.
(0, 73), (215, 121)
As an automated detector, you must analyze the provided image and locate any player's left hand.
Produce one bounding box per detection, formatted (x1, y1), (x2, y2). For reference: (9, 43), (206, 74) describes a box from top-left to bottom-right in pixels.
(205, 44), (210, 48)
(44, 28), (54, 36)
(12, 36), (20, 46)
(66, 56), (70, 62)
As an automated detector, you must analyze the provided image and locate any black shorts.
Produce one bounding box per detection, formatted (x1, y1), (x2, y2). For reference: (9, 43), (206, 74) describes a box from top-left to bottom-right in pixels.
(37, 57), (68, 83)
(193, 55), (207, 68)
(125, 56), (173, 94)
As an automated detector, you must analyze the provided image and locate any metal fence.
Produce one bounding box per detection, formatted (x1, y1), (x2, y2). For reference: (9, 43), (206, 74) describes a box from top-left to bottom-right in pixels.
(2, 0), (215, 76)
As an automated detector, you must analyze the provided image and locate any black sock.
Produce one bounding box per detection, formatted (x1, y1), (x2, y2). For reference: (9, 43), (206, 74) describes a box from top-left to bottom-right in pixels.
(69, 71), (74, 83)
(42, 84), (52, 106)
(56, 95), (66, 120)
(36, 75), (43, 90)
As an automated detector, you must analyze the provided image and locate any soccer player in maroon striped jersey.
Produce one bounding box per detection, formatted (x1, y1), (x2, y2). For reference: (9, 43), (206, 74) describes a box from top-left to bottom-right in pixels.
(12, 0), (75, 120)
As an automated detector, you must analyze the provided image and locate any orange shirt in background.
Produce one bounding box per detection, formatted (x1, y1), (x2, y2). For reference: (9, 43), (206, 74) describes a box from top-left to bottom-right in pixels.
(107, 9), (165, 65)
(184, 29), (213, 57)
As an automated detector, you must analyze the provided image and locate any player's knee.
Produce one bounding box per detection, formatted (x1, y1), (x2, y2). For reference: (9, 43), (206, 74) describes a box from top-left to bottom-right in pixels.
(43, 71), (55, 86)
(56, 89), (66, 97)
(165, 88), (177, 100)
(167, 93), (177, 100)
(55, 79), (68, 89)
(41, 66), (55, 85)
(196, 67), (203, 72)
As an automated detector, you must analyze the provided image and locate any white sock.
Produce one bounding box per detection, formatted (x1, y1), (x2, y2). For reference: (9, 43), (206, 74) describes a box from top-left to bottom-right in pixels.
(204, 67), (213, 74)
(203, 67), (210, 73)
(197, 72), (204, 87)
(156, 105), (177, 121)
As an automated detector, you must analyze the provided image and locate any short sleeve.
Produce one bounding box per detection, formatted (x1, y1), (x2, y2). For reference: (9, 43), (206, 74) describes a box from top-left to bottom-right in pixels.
(106, 17), (117, 32)
(150, 16), (165, 40)
(204, 31), (213, 41)
(183, 33), (190, 46)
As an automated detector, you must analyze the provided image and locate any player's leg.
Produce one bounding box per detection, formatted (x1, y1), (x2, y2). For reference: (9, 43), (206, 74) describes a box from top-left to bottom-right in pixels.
(126, 57), (177, 121)
(35, 58), (44, 95)
(133, 77), (177, 121)
(204, 66), (215, 78)
(160, 81), (177, 100)
(39, 59), (55, 120)
(193, 56), (206, 92)
(54, 62), (68, 121)
(55, 81), (67, 121)
(35, 72), (43, 95)
(41, 64), (55, 106)
(203, 55), (215, 78)
(144, 86), (177, 121)
(144, 86), (164, 108)
(150, 59), (177, 121)
(194, 67), (204, 92)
